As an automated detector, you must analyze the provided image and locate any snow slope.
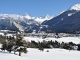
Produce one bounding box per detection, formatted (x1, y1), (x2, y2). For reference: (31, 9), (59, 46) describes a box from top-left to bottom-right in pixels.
(13, 22), (24, 31)
(0, 48), (80, 60)
(23, 37), (80, 44)
(0, 36), (80, 60)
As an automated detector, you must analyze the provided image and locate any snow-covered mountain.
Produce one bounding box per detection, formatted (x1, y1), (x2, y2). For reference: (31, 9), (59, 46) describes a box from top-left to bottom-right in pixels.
(55, 11), (65, 17)
(34, 14), (53, 23)
(23, 13), (53, 23)
(0, 14), (39, 31)
(2, 3), (80, 32)
(23, 13), (54, 23)
(0, 13), (53, 31)
(23, 13), (33, 19)
(69, 4), (80, 11)
(42, 4), (80, 33)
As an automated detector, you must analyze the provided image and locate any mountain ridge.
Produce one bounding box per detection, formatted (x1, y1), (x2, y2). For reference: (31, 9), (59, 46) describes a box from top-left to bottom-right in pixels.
(0, 4), (80, 33)
(42, 4), (80, 33)
(0, 13), (53, 31)
(69, 4), (80, 11)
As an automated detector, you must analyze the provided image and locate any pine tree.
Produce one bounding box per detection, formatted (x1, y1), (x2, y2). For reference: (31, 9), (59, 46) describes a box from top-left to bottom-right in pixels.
(15, 34), (27, 56)
(6, 40), (14, 53)
(1, 41), (8, 52)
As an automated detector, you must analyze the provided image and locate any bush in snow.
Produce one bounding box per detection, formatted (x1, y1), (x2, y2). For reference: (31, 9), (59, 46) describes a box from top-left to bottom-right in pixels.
(46, 50), (49, 52)
(77, 44), (80, 50)
(39, 47), (44, 51)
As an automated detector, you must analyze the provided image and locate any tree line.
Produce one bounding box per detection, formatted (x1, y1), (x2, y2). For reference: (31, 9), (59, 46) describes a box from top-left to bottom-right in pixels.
(26, 40), (80, 51)
(0, 34), (80, 56)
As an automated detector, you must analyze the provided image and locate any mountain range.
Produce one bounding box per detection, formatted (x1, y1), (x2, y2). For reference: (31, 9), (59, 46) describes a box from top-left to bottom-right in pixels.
(0, 13), (53, 31)
(42, 4), (80, 33)
(0, 4), (80, 33)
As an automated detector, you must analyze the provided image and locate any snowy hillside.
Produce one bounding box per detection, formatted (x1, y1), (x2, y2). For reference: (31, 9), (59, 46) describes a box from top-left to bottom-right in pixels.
(0, 32), (80, 60)
(23, 36), (80, 44)
(0, 48), (80, 60)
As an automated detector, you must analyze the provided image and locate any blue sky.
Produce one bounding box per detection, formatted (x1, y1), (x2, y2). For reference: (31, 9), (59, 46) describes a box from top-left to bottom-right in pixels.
(0, 0), (80, 17)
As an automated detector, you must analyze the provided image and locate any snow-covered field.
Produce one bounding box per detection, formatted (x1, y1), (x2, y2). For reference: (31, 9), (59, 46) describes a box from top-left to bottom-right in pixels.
(0, 48), (80, 60)
(23, 36), (80, 44)
(0, 35), (80, 60)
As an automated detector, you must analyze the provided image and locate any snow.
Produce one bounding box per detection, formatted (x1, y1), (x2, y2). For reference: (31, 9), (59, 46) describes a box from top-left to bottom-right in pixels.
(13, 22), (24, 31)
(55, 11), (65, 17)
(22, 13), (54, 23)
(69, 4), (80, 10)
(0, 13), (53, 31)
(0, 30), (10, 32)
(6, 34), (13, 37)
(0, 48), (80, 60)
(0, 36), (80, 60)
(23, 13), (32, 19)
(45, 37), (80, 44)
(0, 33), (4, 36)
(0, 14), (21, 20)
(68, 13), (74, 16)
(24, 37), (80, 44)
(0, 17), (5, 19)
(35, 15), (53, 23)
(61, 18), (63, 20)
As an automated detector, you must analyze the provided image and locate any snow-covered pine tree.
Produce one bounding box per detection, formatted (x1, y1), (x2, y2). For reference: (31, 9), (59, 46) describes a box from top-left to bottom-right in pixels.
(1, 41), (8, 52)
(15, 34), (27, 56)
